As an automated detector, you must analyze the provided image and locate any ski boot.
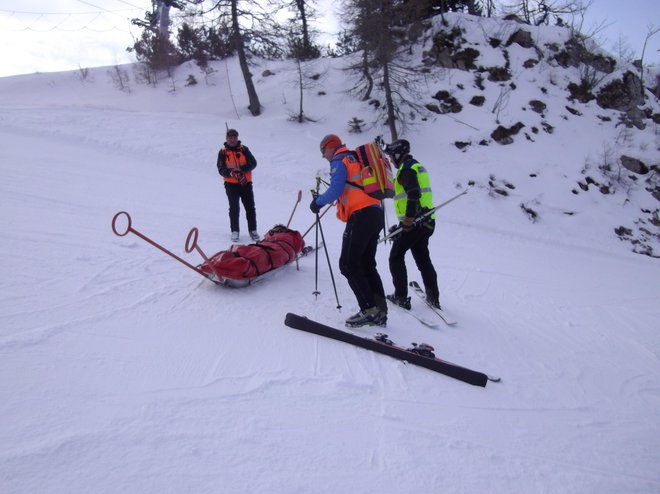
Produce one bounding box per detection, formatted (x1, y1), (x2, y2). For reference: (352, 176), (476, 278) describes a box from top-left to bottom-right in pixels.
(345, 306), (387, 328)
(386, 293), (411, 310)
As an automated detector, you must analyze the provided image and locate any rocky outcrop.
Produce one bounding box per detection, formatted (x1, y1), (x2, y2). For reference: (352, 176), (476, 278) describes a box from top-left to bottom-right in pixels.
(491, 122), (525, 144)
(553, 37), (616, 74)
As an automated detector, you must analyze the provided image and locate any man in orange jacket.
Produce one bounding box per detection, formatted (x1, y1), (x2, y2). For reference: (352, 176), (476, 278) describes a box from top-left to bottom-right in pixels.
(217, 128), (259, 242)
(310, 134), (387, 328)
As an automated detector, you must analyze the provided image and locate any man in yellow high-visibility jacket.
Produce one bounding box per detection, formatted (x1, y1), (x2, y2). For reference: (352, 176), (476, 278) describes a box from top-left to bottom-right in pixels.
(385, 139), (441, 310)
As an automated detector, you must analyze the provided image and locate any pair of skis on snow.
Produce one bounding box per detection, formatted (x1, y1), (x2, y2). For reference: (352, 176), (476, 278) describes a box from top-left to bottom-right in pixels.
(284, 313), (500, 387)
(284, 281), (500, 386)
(390, 281), (457, 328)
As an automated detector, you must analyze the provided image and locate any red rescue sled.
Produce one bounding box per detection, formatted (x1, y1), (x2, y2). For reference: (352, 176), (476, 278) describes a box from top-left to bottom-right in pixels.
(112, 211), (310, 288)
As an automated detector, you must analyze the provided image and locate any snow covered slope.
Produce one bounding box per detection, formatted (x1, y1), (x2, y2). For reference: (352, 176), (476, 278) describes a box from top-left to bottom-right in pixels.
(1, 14), (659, 494)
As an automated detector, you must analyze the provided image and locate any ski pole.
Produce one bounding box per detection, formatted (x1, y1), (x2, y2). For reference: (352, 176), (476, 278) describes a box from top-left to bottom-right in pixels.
(302, 204), (333, 238)
(111, 211), (213, 281)
(315, 206), (342, 310)
(312, 184), (321, 298)
(380, 188), (469, 243)
(313, 212), (321, 298)
(286, 190), (303, 228)
(381, 200), (388, 240)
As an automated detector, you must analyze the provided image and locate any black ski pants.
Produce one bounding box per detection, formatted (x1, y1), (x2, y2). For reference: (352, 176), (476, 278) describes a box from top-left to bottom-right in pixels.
(339, 206), (386, 312)
(389, 221), (439, 300)
(224, 181), (257, 232)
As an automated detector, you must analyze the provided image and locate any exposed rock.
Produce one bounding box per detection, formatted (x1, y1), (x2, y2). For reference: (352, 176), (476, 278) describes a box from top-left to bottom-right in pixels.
(617, 108), (647, 130)
(422, 26), (473, 69)
(431, 90), (462, 113)
(651, 186), (660, 202)
(541, 122), (554, 134)
(487, 66), (511, 81)
(565, 106), (582, 116)
(615, 226), (633, 237)
(521, 203), (538, 222)
(620, 156), (650, 175)
(491, 122), (525, 144)
(545, 42), (560, 53)
(506, 29), (534, 49)
(503, 14), (526, 24)
(553, 37), (616, 73)
(453, 48), (480, 70)
(567, 81), (595, 103)
(529, 100), (547, 114)
(596, 71), (644, 111)
(652, 74), (660, 100)
(474, 73), (485, 90)
(523, 58), (539, 68)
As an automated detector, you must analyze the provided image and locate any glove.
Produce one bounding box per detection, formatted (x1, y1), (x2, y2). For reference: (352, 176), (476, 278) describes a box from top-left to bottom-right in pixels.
(231, 170), (247, 186)
(309, 198), (321, 214)
(401, 216), (416, 231)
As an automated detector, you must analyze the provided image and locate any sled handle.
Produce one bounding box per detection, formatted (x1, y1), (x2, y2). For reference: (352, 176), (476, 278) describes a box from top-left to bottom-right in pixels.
(185, 227), (224, 281)
(184, 227), (200, 254)
(286, 190), (303, 229)
(111, 211), (132, 236)
(111, 211), (213, 281)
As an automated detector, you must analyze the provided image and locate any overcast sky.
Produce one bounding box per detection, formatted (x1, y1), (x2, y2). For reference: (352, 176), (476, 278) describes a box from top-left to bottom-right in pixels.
(0, 0), (657, 78)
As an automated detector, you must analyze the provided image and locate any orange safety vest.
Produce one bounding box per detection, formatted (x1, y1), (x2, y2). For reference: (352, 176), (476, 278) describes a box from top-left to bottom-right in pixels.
(335, 147), (381, 222)
(223, 146), (252, 184)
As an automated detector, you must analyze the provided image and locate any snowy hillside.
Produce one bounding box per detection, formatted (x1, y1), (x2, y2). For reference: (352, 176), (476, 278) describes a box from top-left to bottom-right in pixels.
(1, 13), (659, 494)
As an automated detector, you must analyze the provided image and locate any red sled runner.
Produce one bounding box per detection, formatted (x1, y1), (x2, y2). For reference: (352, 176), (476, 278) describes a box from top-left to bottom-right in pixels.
(111, 211), (310, 288)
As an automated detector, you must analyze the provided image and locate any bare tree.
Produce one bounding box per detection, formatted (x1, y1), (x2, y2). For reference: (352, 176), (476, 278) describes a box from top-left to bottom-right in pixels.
(285, 0), (320, 60)
(639, 24), (660, 93)
(228, 0), (261, 115)
(342, 0), (433, 140)
(502, 0), (591, 26)
(181, 0), (285, 116)
(483, 0), (497, 17)
(288, 57), (321, 122)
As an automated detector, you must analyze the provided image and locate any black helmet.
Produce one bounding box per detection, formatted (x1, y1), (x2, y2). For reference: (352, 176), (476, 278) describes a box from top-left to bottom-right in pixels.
(386, 139), (410, 164)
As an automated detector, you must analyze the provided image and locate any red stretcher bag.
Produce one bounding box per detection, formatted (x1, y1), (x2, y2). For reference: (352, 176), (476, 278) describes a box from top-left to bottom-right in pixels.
(200, 225), (305, 281)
